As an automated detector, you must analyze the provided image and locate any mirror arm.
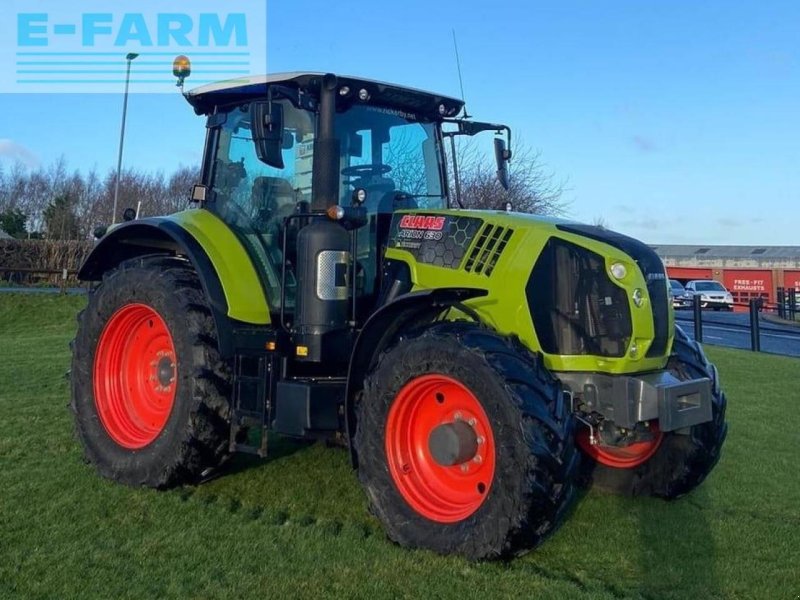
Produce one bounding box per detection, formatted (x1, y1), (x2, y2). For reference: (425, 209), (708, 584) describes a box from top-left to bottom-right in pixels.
(442, 120), (513, 200)
(446, 134), (464, 209)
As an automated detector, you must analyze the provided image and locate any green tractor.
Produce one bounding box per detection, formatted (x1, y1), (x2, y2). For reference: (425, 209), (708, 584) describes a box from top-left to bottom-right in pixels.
(71, 67), (727, 560)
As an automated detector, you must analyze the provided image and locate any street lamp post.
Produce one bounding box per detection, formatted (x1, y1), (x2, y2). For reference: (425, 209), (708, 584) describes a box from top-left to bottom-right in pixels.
(112, 52), (139, 224)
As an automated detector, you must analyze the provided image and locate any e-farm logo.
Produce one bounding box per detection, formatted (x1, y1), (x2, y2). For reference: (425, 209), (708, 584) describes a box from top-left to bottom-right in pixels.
(18, 13), (248, 48)
(1, 0), (267, 93)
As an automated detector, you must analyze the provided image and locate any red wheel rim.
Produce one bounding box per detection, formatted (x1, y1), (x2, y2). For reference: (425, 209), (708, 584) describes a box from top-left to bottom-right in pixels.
(93, 304), (177, 449)
(385, 374), (496, 523)
(577, 423), (663, 468)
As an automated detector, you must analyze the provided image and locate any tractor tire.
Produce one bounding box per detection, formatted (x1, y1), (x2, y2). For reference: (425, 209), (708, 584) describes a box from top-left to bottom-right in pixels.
(354, 322), (578, 560)
(71, 256), (233, 488)
(579, 325), (727, 498)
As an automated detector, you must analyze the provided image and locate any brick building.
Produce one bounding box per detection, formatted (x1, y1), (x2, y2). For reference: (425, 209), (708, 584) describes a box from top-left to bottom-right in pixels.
(651, 245), (800, 305)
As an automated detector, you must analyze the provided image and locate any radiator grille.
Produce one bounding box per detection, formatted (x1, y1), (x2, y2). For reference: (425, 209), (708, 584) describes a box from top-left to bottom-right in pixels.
(556, 224), (670, 358)
(527, 238), (632, 357)
(463, 224), (514, 276)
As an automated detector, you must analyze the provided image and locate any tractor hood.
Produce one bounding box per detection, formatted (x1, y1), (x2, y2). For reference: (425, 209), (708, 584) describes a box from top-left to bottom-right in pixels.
(384, 209), (673, 375)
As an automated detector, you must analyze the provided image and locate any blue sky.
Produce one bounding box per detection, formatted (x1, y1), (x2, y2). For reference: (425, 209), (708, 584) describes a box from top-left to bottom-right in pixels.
(1, 0), (798, 244)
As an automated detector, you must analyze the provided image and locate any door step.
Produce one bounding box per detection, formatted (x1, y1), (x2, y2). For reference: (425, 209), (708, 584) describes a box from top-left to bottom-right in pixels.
(229, 352), (272, 458)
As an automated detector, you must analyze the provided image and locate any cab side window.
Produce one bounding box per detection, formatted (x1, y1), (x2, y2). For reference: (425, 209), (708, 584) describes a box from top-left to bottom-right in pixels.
(210, 101), (315, 311)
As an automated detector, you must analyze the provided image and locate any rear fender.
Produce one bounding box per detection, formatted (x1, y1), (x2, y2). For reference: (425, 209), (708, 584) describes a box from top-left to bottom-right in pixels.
(78, 214), (271, 356)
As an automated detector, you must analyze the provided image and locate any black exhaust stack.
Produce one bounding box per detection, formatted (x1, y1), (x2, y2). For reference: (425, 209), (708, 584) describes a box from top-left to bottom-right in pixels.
(292, 73), (352, 362)
(311, 73), (340, 211)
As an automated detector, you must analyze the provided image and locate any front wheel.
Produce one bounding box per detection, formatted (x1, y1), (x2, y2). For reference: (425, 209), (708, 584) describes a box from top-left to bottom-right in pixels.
(354, 323), (578, 560)
(71, 256), (233, 488)
(579, 325), (728, 498)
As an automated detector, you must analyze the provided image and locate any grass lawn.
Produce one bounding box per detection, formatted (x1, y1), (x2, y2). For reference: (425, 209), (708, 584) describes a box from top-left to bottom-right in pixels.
(0, 293), (797, 599)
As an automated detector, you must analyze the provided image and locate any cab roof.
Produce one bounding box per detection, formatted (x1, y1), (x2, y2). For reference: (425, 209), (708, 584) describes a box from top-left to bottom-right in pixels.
(185, 72), (465, 119)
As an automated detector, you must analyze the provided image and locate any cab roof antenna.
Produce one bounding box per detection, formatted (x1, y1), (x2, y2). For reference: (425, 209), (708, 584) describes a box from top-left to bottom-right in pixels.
(452, 30), (471, 119)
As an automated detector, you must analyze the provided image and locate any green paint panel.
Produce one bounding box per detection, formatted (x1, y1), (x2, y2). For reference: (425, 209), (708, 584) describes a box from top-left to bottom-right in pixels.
(385, 209), (671, 375)
(168, 210), (271, 324)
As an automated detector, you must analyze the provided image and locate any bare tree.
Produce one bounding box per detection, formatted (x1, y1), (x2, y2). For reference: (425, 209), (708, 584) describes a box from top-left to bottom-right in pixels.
(449, 137), (568, 215)
(73, 169), (104, 238)
(160, 165), (201, 215)
(0, 158), (201, 239)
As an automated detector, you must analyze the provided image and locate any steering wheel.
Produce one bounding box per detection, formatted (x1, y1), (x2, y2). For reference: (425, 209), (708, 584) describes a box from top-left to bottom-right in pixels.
(341, 164), (392, 178)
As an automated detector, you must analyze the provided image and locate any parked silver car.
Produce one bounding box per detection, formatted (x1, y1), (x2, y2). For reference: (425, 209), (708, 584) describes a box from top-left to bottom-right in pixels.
(685, 280), (734, 311)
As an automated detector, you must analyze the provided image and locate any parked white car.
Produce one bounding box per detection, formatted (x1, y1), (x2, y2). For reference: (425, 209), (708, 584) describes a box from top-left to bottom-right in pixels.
(685, 280), (734, 311)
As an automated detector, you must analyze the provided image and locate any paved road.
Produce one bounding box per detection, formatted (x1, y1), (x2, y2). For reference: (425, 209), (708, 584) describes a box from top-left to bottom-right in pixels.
(675, 310), (800, 358)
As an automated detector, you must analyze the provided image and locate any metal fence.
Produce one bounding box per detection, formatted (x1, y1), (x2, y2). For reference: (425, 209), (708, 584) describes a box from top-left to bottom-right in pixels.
(675, 292), (800, 357)
(775, 287), (799, 320)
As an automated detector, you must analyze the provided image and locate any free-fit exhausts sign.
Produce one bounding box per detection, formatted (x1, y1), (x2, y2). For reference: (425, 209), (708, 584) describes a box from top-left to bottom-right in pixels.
(0, 0), (267, 93)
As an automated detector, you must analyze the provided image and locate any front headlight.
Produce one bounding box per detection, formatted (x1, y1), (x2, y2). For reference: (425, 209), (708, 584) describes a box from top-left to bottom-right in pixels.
(610, 262), (627, 280)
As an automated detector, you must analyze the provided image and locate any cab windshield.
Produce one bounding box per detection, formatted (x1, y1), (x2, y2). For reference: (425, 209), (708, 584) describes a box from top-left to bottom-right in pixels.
(335, 104), (445, 297)
(335, 105), (445, 211)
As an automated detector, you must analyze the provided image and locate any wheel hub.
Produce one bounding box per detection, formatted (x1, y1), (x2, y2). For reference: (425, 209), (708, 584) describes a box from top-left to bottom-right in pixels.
(428, 420), (478, 466)
(156, 356), (175, 387)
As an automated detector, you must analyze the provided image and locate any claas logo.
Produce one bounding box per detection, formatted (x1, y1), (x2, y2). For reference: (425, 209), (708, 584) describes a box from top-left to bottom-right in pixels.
(398, 215), (447, 231)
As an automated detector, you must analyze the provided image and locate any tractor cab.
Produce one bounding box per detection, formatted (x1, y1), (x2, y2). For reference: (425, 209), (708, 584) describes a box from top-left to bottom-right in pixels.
(184, 73), (508, 326)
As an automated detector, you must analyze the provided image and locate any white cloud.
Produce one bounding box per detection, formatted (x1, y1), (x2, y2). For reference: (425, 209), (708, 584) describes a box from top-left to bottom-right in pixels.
(0, 139), (40, 169)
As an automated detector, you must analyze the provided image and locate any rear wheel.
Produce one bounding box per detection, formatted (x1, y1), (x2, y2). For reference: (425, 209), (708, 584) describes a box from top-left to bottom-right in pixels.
(579, 326), (727, 498)
(71, 256), (233, 488)
(354, 323), (578, 559)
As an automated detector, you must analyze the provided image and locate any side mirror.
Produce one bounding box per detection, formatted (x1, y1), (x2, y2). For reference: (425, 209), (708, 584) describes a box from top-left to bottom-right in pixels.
(251, 101), (285, 169)
(494, 137), (511, 190)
